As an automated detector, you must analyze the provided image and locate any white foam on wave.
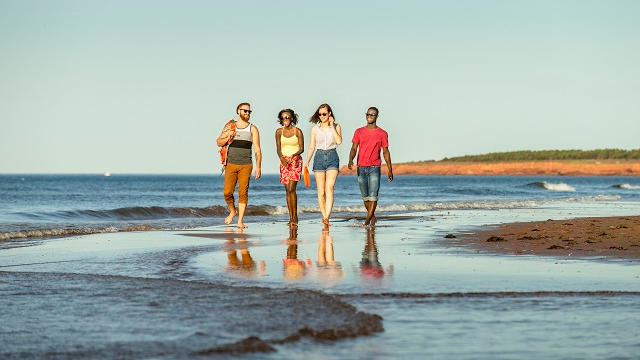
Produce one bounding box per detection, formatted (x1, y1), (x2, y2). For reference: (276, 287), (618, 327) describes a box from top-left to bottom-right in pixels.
(618, 184), (640, 190)
(266, 206), (289, 216)
(541, 182), (576, 192)
(0, 224), (169, 242)
(0, 226), (119, 241)
(587, 194), (623, 201)
(297, 195), (622, 214)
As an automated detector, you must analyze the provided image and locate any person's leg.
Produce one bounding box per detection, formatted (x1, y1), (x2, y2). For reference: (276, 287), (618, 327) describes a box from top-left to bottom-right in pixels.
(236, 164), (253, 228)
(314, 171), (327, 221)
(324, 169), (339, 224)
(357, 167), (371, 224)
(365, 200), (377, 226)
(365, 167), (381, 226)
(286, 180), (298, 225)
(223, 164), (239, 225)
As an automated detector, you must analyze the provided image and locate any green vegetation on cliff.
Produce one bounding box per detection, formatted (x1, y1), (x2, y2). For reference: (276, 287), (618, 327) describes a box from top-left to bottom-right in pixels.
(430, 149), (640, 162)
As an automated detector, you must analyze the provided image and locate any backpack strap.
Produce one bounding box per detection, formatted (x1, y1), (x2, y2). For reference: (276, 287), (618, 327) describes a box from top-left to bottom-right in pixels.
(219, 120), (238, 174)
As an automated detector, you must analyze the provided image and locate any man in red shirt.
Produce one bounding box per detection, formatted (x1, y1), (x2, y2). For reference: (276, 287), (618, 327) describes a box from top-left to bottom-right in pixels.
(348, 107), (393, 226)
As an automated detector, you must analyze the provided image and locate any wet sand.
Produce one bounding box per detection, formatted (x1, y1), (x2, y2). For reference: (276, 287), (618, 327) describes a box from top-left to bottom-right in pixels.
(452, 216), (640, 259)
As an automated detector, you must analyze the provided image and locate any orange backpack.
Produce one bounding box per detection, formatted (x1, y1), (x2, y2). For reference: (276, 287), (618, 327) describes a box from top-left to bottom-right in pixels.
(219, 120), (236, 171)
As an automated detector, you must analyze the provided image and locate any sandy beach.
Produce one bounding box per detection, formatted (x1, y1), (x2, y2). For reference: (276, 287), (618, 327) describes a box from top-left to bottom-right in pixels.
(451, 216), (640, 260)
(339, 161), (640, 176)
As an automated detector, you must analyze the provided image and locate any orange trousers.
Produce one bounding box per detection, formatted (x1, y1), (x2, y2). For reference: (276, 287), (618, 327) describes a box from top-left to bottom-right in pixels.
(223, 163), (253, 206)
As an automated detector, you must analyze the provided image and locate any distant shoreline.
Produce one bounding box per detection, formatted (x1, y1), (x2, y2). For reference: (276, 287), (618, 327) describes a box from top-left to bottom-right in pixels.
(339, 160), (640, 176)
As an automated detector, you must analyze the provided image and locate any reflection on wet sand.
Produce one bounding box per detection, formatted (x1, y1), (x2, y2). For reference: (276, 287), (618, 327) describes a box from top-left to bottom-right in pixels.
(360, 228), (393, 279)
(283, 227), (311, 279)
(316, 231), (344, 281)
(224, 229), (265, 277)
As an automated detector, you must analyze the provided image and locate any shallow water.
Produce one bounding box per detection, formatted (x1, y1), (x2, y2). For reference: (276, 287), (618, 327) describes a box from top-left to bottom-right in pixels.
(2, 201), (640, 359)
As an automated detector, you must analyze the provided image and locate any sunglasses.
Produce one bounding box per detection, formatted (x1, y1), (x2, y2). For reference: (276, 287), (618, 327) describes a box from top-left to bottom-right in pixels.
(319, 113), (328, 116)
(239, 109), (252, 114)
(282, 116), (292, 120)
(366, 113), (377, 117)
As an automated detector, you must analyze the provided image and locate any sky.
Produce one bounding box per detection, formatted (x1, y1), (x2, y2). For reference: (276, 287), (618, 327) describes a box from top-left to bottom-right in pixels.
(1, 0), (639, 174)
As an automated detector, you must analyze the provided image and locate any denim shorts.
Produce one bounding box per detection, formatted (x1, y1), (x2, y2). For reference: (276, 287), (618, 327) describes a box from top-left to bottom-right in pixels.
(312, 149), (339, 172)
(357, 166), (381, 201)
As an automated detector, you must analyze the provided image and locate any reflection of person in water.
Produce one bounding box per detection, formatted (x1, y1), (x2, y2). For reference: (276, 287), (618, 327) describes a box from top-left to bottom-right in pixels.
(225, 229), (265, 277)
(283, 227), (310, 279)
(316, 231), (344, 280)
(360, 228), (393, 278)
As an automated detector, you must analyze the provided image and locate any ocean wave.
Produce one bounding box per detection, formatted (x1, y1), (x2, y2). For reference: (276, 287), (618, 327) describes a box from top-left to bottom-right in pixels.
(1, 196), (622, 241)
(327, 195), (621, 212)
(0, 225), (164, 242)
(15, 205), (288, 222)
(612, 184), (640, 190)
(22, 196), (622, 222)
(527, 182), (576, 192)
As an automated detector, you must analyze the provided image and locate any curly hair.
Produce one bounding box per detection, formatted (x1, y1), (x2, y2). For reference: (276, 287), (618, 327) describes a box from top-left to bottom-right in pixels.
(309, 103), (335, 124)
(277, 109), (298, 126)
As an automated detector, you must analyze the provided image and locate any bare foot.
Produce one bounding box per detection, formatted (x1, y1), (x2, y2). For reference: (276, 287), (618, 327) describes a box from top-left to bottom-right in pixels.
(322, 218), (330, 230)
(225, 209), (237, 225)
(237, 222), (248, 229)
(289, 222), (298, 228)
(370, 215), (377, 227)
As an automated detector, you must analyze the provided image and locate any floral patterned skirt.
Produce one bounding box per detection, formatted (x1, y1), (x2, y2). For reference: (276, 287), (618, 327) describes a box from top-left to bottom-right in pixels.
(280, 155), (302, 184)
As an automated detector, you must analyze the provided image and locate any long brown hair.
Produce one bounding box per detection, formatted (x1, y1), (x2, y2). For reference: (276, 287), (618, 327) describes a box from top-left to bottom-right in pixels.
(309, 103), (335, 124)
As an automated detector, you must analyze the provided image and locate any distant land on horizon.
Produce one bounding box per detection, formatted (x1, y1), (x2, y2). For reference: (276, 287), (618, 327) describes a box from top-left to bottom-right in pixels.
(340, 149), (640, 176)
(421, 148), (640, 163)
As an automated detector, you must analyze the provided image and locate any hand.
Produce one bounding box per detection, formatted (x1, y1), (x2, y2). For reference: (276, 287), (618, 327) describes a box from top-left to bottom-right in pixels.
(388, 172), (394, 182)
(254, 167), (261, 179)
(328, 116), (334, 126)
(348, 162), (353, 170)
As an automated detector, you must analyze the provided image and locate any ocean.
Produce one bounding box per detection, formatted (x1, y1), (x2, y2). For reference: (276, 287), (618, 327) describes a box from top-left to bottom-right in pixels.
(1, 174), (640, 359)
(1, 174), (639, 240)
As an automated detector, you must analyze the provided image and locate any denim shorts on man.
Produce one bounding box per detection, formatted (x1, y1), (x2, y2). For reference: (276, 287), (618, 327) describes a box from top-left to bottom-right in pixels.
(312, 149), (340, 172)
(357, 165), (381, 201)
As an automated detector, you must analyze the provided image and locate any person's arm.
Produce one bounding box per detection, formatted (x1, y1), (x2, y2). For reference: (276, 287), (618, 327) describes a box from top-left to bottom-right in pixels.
(382, 147), (393, 182)
(252, 125), (262, 179)
(295, 127), (304, 157)
(275, 128), (286, 167)
(348, 142), (358, 170)
(329, 118), (342, 145)
(216, 121), (233, 147)
(304, 127), (316, 168)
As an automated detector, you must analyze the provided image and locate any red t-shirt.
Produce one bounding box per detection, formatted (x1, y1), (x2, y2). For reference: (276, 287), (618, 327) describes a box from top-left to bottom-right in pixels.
(352, 126), (389, 166)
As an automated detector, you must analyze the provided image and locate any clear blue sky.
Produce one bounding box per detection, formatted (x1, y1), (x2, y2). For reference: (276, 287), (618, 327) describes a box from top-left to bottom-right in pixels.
(1, 0), (639, 174)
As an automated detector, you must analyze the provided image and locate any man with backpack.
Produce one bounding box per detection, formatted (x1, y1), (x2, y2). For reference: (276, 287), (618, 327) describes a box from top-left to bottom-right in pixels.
(217, 102), (262, 228)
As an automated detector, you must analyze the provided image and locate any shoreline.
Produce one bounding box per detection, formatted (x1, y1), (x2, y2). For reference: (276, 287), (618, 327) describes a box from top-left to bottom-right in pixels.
(449, 215), (640, 260)
(339, 161), (640, 176)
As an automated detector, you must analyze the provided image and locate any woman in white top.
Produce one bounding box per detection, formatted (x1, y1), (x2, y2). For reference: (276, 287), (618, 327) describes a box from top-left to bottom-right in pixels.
(304, 103), (343, 230)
